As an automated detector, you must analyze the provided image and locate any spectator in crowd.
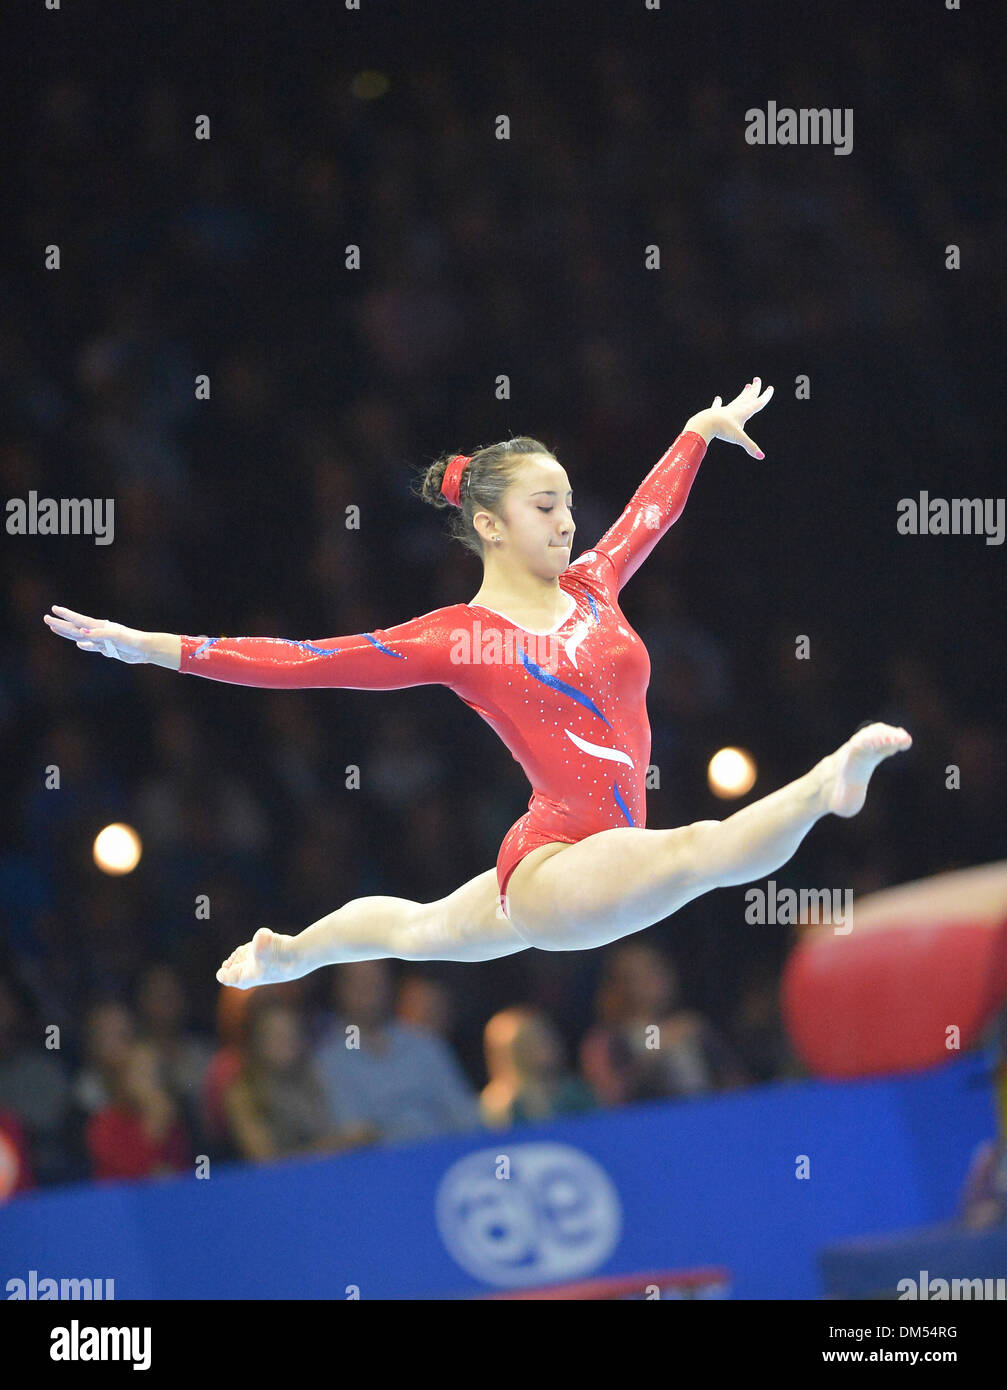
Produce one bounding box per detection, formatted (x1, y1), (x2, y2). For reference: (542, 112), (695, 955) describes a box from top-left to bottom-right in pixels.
(395, 973), (452, 1040)
(315, 961), (480, 1144)
(200, 979), (316, 1157)
(959, 1127), (1007, 1231)
(581, 943), (748, 1105)
(73, 1000), (136, 1116)
(958, 1013), (1007, 1230)
(729, 969), (804, 1084)
(0, 1110), (35, 1199)
(134, 962), (214, 1147)
(85, 1040), (191, 1181)
(225, 998), (373, 1162)
(0, 971), (75, 1185)
(201, 984), (254, 1156)
(481, 1007), (596, 1128)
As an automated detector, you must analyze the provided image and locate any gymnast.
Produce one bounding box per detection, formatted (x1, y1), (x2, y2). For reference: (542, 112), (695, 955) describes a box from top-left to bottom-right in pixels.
(45, 379), (911, 984)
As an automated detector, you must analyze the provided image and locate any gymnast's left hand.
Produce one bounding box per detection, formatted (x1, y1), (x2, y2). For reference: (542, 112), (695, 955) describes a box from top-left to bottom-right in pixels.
(687, 378), (774, 458)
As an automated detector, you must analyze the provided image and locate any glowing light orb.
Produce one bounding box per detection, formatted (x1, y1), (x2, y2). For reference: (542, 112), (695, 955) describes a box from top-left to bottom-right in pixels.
(707, 746), (757, 799)
(93, 822), (142, 875)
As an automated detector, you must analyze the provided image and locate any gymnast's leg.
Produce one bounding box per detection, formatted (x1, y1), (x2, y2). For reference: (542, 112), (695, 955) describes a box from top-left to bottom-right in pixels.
(216, 867), (527, 987)
(216, 723), (912, 982)
(503, 722), (912, 952)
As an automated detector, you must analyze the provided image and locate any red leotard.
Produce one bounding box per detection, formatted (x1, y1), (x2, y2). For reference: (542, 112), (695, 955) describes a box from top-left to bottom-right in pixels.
(178, 430), (708, 915)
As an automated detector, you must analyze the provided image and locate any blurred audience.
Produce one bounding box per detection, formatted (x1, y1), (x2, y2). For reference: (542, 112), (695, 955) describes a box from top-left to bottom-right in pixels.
(225, 998), (373, 1162)
(315, 961), (480, 1144)
(0, 972), (75, 1185)
(581, 944), (748, 1104)
(958, 1016), (1007, 1230)
(73, 1000), (136, 1116)
(0, 1111), (35, 1199)
(729, 970), (804, 1084)
(201, 983), (252, 1154)
(135, 962), (214, 1147)
(395, 973), (453, 1039)
(481, 1007), (596, 1128)
(86, 1040), (191, 1181)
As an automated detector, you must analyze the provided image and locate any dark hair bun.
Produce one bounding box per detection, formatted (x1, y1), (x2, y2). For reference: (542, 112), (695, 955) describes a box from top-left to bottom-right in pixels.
(420, 457), (454, 509)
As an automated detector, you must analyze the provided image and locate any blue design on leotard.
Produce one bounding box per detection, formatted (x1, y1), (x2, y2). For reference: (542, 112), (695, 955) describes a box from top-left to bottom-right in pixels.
(519, 650), (610, 726)
(586, 593), (600, 624)
(268, 638), (342, 655)
(196, 635), (396, 659)
(363, 632), (405, 659)
(612, 780), (635, 826)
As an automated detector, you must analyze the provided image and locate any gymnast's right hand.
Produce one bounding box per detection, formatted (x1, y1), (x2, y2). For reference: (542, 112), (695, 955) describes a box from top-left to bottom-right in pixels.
(44, 605), (150, 663)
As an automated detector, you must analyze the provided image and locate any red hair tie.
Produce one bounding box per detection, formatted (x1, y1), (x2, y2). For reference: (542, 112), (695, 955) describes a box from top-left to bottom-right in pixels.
(441, 454), (471, 508)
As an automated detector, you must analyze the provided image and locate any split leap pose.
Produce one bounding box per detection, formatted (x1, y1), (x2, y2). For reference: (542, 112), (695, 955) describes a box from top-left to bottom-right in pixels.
(45, 379), (911, 986)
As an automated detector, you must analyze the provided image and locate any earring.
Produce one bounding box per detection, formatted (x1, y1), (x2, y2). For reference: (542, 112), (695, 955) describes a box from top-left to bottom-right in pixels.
(493, 536), (501, 544)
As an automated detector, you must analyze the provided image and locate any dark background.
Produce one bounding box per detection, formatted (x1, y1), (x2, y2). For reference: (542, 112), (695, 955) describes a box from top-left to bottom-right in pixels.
(1, 0), (1004, 1184)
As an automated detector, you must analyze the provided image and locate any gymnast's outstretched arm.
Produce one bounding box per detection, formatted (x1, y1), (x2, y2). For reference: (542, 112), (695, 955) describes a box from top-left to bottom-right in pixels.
(43, 605), (464, 687)
(43, 604), (528, 981)
(43, 382), (773, 671)
(587, 378), (773, 592)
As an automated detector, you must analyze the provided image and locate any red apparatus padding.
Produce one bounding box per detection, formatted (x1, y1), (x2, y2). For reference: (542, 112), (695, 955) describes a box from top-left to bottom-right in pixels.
(781, 862), (1007, 1079)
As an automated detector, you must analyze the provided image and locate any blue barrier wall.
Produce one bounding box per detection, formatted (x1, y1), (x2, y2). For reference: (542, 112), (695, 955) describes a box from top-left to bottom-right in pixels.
(0, 1054), (997, 1299)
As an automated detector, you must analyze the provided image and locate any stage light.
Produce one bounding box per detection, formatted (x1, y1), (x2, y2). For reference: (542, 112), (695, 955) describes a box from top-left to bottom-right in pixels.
(707, 746), (757, 799)
(92, 822), (142, 875)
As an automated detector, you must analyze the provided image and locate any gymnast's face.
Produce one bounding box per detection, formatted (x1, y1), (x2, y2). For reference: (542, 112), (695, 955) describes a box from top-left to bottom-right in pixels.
(487, 454), (575, 576)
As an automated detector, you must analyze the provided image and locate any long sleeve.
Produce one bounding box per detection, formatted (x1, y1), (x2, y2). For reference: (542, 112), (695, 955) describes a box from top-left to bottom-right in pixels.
(588, 430), (707, 593)
(177, 606), (463, 690)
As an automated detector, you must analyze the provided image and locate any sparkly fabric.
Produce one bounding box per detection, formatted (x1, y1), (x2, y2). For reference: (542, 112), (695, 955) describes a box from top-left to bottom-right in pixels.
(179, 431), (708, 915)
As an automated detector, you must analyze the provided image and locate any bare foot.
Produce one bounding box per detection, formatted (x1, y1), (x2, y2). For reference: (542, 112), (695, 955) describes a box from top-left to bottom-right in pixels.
(822, 722), (913, 818)
(216, 927), (302, 989)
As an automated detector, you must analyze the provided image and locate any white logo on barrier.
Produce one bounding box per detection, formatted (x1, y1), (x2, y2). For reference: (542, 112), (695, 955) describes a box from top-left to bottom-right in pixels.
(435, 1143), (622, 1287)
